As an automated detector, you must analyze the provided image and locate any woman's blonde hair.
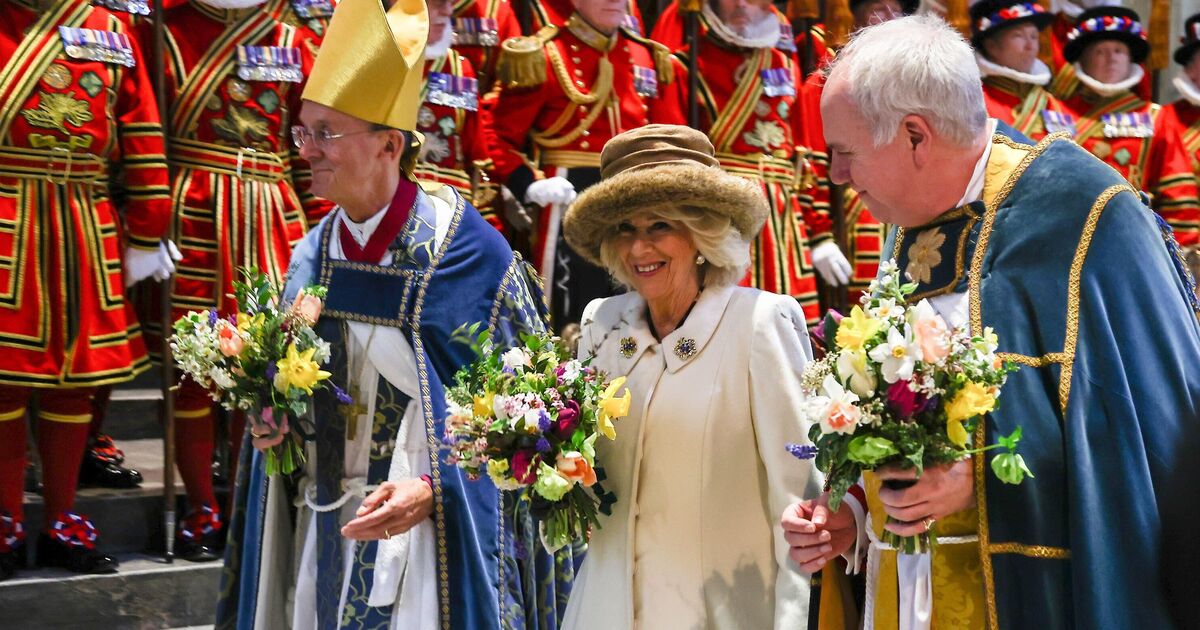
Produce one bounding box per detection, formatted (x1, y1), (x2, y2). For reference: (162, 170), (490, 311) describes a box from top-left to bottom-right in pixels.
(598, 204), (750, 289)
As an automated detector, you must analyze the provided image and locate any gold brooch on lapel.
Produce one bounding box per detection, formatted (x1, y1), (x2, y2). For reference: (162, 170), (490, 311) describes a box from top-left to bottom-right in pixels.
(673, 337), (697, 360)
(619, 337), (637, 358)
(905, 227), (946, 285)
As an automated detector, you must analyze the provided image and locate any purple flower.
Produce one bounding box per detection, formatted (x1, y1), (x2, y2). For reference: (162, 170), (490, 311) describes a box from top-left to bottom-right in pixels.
(503, 366), (516, 376)
(537, 409), (552, 432)
(554, 400), (581, 439)
(208, 310), (219, 326)
(535, 437), (551, 453)
(332, 383), (353, 405)
(265, 362), (277, 381)
(886, 380), (926, 419)
(786, 443), (818, 460)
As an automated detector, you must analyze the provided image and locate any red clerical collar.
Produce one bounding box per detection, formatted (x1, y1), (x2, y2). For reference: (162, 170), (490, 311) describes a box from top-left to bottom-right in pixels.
(338, 179), (418, 263)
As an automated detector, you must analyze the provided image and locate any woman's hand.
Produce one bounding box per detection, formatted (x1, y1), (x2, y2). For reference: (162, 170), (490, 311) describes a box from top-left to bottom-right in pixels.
(341, 479), (434, 541)
(781, 492), (857, 573)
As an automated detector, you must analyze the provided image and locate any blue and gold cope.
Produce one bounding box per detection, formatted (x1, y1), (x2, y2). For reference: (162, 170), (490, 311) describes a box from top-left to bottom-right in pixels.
(215, 185), (579, 629)
(876, 123), (1200, 628)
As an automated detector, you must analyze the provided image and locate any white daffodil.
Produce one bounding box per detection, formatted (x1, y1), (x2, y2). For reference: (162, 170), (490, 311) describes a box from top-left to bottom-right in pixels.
(501, 347), (532, 371)
(818, 374), (862, 435)
(871, 298), (902, 322)
(835, 349), (877, 397)
(868, 325), (920, 384)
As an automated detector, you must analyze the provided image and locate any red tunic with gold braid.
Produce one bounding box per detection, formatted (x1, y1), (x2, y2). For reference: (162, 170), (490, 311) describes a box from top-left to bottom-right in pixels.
(0, 0), (169, 387)
(488, 14), (685, 325)
(982, 77), (1070, 141)
(148, 2), (331, 323)
(414, 51), (503, 234)
(1162, 97), (1200, 227)
(796, 68), (883, 305)
(451, 0), (521, 91)
(685, 35), (819, 323)
(1060, 86), (1200, 246)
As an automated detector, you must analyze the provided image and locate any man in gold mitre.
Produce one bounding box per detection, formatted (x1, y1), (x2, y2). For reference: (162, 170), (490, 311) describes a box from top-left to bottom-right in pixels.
(214, 0), (578, 627)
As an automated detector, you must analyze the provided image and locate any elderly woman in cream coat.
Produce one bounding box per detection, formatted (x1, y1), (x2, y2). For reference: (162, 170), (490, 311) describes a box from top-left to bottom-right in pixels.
(559, 124), (820, 629)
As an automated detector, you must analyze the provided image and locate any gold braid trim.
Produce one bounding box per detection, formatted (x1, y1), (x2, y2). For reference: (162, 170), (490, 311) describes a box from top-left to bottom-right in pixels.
(987, 543), (1071, 559)
(496, 25), (558, 88)
(530, 48), (613, 149)
(622, 28), (676, 85)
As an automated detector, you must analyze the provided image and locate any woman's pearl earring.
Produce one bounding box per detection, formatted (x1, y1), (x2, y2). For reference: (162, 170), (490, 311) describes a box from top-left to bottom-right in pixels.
(695, 254), (706, 266)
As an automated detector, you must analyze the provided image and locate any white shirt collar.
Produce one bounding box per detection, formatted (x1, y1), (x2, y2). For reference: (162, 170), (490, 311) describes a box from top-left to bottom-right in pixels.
(340, 201), (392, 247)
(956, 118), (999, 207)
(977, 53), (1052, 87)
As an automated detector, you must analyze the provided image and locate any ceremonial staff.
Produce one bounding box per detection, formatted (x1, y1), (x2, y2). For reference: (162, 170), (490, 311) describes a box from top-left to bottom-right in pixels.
(682, 0), (701, 128)
(1146, 0), (1170, 102)
(788, 0), (819, 80)
(150, 0), (177, 563)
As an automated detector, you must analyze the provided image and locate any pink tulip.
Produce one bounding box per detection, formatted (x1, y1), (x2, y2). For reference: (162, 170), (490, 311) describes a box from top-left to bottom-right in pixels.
(216, 321), (245, 357)
(292, 292), (323, 325)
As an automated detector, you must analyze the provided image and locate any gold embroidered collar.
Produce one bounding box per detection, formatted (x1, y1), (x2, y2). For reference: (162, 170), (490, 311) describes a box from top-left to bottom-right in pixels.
(566, 12), (617, 52)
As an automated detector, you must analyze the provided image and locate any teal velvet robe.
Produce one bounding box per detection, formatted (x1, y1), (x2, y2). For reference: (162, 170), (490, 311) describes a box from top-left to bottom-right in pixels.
(886, 124), (1200, 628)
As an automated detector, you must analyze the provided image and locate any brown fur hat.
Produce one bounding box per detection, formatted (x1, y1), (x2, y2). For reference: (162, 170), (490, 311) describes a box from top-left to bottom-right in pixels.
(562, 124), (768, 267)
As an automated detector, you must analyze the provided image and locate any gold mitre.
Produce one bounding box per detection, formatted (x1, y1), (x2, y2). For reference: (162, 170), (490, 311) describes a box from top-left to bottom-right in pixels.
(301, 0), (429, 130)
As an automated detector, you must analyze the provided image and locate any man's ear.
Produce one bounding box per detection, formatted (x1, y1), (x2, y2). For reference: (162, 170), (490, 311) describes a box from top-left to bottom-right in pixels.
(902, 115), (932, 166)
(383, 130), (406, 158)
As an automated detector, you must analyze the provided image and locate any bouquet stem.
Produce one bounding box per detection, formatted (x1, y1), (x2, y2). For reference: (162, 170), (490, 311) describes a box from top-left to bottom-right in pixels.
(881, 517), (936, 554)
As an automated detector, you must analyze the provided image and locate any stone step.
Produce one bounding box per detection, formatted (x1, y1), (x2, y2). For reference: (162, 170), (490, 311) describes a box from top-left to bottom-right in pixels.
(25, 439), (228, 556)
(0, 552), (220, 629)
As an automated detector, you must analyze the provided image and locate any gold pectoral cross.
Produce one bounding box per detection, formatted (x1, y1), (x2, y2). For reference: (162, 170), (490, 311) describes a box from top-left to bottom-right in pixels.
(339, 387), (368, 437)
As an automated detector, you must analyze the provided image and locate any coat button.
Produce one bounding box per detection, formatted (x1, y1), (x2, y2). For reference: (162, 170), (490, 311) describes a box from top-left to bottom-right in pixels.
(580, 140), (590, 149)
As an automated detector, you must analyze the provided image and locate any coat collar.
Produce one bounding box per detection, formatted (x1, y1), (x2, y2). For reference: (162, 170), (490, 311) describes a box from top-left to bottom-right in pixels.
(608, 285), (736, 375)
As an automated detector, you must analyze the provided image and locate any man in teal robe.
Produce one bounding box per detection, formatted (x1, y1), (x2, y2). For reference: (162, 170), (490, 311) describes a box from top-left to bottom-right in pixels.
(783, 15), (1200, 628)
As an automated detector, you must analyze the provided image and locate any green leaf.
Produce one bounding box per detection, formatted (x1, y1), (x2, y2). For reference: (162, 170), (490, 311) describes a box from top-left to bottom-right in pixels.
(991, 452), (1034, 485)
(822, 311), (840, 349)
(846, 435), (899, 466)
(996, 426), (1022, 451)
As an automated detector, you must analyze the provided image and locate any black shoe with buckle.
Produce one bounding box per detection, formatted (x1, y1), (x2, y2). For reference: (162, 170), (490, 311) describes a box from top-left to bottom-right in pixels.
(37, 513), (118, 575)
(78, 448), (143, 489)
(0, 543), (26, 581)
(89, 434), (125, 465)
(177, 505), (223, 563)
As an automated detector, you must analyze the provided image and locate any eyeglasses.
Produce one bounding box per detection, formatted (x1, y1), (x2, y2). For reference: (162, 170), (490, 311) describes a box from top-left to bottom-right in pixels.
(290, 125), (379, 150)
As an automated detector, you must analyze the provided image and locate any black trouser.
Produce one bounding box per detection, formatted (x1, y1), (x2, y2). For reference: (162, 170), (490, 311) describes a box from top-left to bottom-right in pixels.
(548, 167), (615, 329)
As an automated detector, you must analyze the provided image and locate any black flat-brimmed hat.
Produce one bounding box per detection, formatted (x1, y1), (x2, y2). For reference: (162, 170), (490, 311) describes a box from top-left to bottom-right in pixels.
(969, 0), (1055, 49)
(1063, 6), (1148, 64)
(1175, 13), (1200, 66)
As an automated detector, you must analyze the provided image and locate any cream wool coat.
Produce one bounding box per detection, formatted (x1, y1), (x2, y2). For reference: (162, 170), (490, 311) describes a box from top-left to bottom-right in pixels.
(563, 285), (819, 630)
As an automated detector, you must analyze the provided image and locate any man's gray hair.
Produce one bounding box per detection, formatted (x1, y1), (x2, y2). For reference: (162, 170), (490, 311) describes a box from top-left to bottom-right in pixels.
(826, 15), (987, 148)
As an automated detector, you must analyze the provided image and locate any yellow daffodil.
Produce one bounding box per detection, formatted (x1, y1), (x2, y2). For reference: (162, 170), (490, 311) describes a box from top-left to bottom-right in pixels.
(473, 391), (495, 418)
(274, 343), (331, 394)
(236, 312), (265, 334)
(947, 418), (969, 448)
(945, 381), (997, 423)
(835, 306), (882, 351)
(597, 376), (630, 440)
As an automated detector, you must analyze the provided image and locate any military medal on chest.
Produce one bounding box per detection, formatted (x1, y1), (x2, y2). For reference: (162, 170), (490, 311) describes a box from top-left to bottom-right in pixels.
(1041, 110), (1076, 136)
(775, 23), (796, 52)
(290, 0), (333, 19)
(633, 65), (658, 98)
(237, 45), (304, 83)
(58, 26), (136, 67)
(427, 72), (479, 111)
(452, 17), (499, 47)
(760, 67), (795, 98)
(1101, 111), (1153, 139)
(91, 0), (151, 15)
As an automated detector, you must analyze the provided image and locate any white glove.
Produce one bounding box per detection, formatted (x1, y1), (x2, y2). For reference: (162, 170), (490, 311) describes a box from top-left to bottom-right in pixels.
(812, 241), (852, 287)
(524, 176), (577, 207)
(123, 240), (183, 287)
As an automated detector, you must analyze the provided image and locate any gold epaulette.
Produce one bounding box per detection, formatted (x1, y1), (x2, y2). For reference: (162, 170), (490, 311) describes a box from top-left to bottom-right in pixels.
(497, 25), (558, 88)
(621, 28), (675, 85)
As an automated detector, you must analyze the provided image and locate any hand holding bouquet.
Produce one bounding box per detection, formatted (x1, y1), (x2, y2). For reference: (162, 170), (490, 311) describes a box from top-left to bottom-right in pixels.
(443, 324), (631, 551)
(791, 262), (1031, 552)
(171, 268), (347, 476)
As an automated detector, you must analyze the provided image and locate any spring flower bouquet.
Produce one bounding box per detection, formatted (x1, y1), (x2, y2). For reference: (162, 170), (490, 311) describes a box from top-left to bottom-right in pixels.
(791, 262), (1031, 553)
(170, 268), (345, 476)
(443, 323), (631, 551)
